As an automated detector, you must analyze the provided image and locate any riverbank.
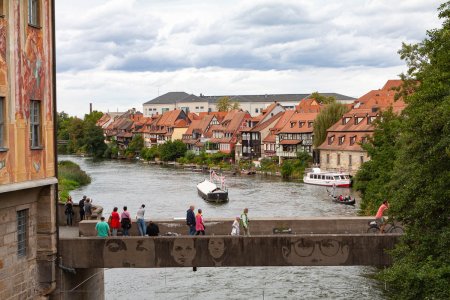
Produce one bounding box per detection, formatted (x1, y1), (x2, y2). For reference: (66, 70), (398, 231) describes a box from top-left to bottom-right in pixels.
(58, 160), (91, 201)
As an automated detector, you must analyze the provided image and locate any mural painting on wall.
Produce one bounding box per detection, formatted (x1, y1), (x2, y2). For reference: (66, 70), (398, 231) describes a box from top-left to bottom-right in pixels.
(100, 236), (350, 268)
(0, 18), (7, 87)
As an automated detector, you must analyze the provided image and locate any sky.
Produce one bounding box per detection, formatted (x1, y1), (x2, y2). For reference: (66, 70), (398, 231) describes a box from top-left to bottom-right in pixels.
(55, 0), (443, 117)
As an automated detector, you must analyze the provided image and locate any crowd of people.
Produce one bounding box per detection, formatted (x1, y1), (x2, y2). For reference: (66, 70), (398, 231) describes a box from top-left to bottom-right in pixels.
(64, 195), (93, 226)
(93, 204), (251, 238)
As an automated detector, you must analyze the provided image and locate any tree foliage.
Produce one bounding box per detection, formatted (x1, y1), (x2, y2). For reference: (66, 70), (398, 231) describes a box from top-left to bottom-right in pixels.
(125, 134), (144, 158)
(57, 111), (107, 158)
(309, 91), (336, 104)
(312, 102), (350, 147)
(216, 96), (240, 112)
(355, 3), (450, 298)
(158, 140), (187, 161)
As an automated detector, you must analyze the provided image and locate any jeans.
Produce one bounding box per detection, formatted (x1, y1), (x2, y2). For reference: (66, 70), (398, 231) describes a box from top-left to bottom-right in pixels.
(112, 228), (118, 236)
(122, 227), (129, 236)
(137, 219), (146, 236)
(189, 225), (196, 235)
(195, 230), (205, 235)
(66, 213), (73, 226)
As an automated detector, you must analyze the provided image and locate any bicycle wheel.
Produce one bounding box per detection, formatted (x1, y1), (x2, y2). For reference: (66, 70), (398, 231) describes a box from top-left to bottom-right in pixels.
(367, 227), (379, 234)
(389, 226), (404, 234)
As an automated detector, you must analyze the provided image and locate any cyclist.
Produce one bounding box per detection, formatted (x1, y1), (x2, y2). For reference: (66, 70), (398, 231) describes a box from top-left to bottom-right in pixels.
(375, 200), (389, 233)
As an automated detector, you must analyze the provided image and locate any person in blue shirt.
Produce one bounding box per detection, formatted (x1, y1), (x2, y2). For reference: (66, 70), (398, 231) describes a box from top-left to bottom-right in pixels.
(186, 205), (196, 235)
(95, 217), (110, 237)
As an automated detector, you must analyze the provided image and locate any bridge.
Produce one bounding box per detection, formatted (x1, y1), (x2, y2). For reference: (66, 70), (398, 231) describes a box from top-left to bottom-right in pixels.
(56, 217), (400, 299)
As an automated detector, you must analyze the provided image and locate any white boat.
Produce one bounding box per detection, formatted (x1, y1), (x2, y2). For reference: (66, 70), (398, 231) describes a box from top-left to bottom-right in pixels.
(303, 168), (352, 187)
(197, 171), (229, 203)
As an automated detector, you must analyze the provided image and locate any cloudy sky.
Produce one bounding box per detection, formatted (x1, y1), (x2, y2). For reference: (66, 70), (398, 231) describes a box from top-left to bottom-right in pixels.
(56, 0), (443, 116)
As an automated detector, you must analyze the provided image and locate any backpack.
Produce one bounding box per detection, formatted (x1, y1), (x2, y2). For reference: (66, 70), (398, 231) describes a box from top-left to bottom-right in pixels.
(121, 218), (131, 229)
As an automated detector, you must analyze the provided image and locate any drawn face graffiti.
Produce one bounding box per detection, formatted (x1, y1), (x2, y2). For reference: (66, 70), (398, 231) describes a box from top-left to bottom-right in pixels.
(208, 238), (226, 259)
(103, 239), (155, 267)
(170, 238), (196, 267)
(282, 238), (350, 265)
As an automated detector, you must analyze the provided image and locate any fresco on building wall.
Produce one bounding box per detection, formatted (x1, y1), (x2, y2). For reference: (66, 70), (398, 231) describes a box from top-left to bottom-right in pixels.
(0, 18), (7, 87)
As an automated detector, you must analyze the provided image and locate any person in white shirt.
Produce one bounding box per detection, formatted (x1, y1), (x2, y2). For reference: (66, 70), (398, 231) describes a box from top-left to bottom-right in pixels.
(136, 204), (146, 236)
(231, 217), (240, 236)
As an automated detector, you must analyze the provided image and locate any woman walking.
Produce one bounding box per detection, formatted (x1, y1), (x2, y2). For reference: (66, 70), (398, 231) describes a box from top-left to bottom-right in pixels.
(110, 207), (121, 236)
(120, 206), (132, 236)
(64, 196), (74, 226)
(195, 209), (205, 235)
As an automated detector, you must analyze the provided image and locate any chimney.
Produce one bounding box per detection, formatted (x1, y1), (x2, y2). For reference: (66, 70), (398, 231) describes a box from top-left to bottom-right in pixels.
(89, 103), (92, 114)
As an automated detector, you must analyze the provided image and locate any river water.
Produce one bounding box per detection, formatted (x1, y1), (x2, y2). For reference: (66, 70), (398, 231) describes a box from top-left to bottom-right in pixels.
(60, 155), (384, 300)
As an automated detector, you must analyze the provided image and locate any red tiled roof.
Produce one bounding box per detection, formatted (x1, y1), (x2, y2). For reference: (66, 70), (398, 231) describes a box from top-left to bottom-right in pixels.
(278, 112), (318, 133)
(318, 132), (371, 151)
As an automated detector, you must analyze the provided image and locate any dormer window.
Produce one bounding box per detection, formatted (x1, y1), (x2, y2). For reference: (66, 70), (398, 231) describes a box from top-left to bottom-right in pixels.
(290, 122), (295, 128)
(308, 121), (313, 128)
(367, 116), (377, 124)
(354, 117), (364, 125)
(342, 117), (351, 125)
(338, 136), (345, 145)
(328, 135), (335, 145)
(350, 136), (356, 145)
(298, 121), (305, 128)
(361, 136), (368, 144)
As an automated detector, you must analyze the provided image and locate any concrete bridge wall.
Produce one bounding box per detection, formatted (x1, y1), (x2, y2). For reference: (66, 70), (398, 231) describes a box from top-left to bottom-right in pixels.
(59, 234), (399, 269)
(78, 217), (376, 237)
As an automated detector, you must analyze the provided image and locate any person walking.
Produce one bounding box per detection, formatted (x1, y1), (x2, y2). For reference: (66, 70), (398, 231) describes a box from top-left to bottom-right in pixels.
(240, 208), (250, 236)
(136, 204), (146, 236)
(110, 207), (121, 236)
(95, 217), (110, 237)
(84, 198), (92, 220)
(195, 209), (205, 235)
(79, 195), (86, 221)
(186, 205), (196, 235)
(375, 200), (389, 233)
(64, 196), (74, 226)
(121, 206), (132, 236)
(146, 221), (160, 236)
(231, 217), (240, 236)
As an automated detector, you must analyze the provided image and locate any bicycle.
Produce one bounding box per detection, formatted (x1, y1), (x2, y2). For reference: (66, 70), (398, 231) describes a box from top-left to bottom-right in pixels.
(367, 219), (403, 234)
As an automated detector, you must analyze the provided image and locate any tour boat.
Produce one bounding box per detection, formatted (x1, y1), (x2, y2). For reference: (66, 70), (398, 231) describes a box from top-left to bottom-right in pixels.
(303, 168), (352, 187)
(197, 170), (229, 203)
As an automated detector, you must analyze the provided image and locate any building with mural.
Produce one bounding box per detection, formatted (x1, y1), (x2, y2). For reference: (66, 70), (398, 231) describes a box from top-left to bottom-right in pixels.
(0, 1), (57, 298)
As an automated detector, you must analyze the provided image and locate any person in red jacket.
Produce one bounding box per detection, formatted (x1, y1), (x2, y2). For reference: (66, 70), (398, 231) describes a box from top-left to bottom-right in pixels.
(110, 207), (121, 236)
(195, 209), (205, 235)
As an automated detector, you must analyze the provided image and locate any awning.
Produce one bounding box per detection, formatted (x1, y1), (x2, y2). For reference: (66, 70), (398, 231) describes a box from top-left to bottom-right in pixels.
(279, 139), (302, 145)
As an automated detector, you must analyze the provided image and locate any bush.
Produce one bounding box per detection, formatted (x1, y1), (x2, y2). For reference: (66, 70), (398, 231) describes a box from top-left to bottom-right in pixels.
(58, 160), (91, 201)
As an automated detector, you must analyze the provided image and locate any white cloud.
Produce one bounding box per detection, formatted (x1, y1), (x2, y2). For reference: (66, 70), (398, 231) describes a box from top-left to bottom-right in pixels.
(55, 0), (443, 116)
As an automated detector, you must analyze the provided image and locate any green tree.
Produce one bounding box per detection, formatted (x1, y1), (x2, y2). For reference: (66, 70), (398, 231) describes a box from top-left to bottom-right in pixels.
(354, 109), (403, 215)
(216, 96), (239, 112)
(159, 140), (187, 161)
(82, 120), (106, 158)
(362, 3), (450, 298)
(312, 102), (350, 147)
(309, 92), (336, 104)
(125, 135), (144, 158)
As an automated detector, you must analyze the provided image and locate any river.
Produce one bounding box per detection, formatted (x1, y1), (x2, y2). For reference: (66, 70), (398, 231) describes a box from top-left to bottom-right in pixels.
(60, 155), (384, 300)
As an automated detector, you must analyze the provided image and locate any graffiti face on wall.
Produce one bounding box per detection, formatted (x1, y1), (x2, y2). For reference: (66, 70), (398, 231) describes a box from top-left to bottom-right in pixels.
(282, 237), (350, 265)
(103, 239), (155, 267)
(170, 238), (196, 267)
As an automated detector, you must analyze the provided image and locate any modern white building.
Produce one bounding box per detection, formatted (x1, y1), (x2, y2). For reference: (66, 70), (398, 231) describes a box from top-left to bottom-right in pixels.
(143, 92), (356, 117)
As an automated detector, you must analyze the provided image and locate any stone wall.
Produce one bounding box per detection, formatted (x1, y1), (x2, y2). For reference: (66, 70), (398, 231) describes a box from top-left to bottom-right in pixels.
(52, 268), (104, 300)
(0, 185), (57, 299)
(59, 234), (399, 268)
(57, 202), (103, 226)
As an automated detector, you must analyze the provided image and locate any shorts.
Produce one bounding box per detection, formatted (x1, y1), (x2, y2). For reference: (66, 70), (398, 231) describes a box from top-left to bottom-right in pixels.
(376, 217), (386, 225)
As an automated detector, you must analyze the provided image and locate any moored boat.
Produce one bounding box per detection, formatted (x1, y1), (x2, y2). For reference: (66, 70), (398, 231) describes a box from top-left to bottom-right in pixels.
(330, 195), (356, 205)
(197, 170), (228, 203)
(303, 168), (352, 187)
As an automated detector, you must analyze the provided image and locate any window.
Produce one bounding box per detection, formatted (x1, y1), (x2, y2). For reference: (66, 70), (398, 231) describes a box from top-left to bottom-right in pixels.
(360, 155), (364, 165)
(350, 136), (356, 145)
(361, 136), (368, 144)
(328, 135), (335, 145)
(200, 106), (204, 109)
(326, 154), (330, 164)
(30, 100), (41, 148)
(0, 97), (4, 148)
(17, 209), (28, 258)
(308, 121), (313, 128)
(349, 155), (352, 166)
(338, 136), (345, 145)
(28, 0), (40, 27)
(337, 154), (341, 165)
(342, 117), (351, 125)
(0, 0), (4, 17)
(255, 108), (259, 113)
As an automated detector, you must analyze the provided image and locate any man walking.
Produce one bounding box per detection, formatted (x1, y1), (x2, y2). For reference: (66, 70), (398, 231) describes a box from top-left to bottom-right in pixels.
(95, 217), (110, 237)
(136, 204), (146, 236)
(186, 205), (196, 235)
(79, 195), (86, 221)
(240, 208), (250, 236)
